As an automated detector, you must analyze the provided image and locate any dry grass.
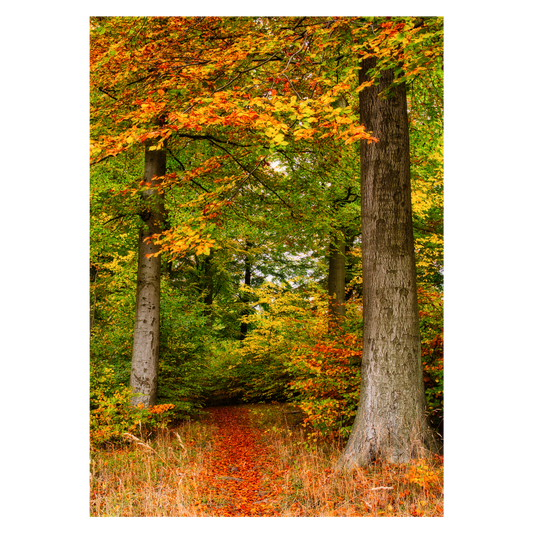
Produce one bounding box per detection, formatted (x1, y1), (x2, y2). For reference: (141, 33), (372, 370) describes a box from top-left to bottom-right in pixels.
(250, 404), (443, 517)
(90, 403), (443, 517)
(90, 418), (217, 516)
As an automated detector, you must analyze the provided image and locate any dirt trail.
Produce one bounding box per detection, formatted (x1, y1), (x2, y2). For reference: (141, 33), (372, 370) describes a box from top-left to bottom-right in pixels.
(195, 405), (282, 517)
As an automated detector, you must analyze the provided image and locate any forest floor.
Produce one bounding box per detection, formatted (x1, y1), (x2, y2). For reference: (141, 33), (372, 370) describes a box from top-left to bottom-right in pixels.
(90, 403), (444, 517)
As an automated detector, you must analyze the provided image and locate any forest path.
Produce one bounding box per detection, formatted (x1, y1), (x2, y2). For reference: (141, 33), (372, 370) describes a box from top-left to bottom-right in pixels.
(194, 405), (283, 517)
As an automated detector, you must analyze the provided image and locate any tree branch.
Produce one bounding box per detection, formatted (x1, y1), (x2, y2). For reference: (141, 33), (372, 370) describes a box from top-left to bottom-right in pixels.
(166, 147), (211, 193)
(205, 139), (295, 215)
(103, 215), (131, 226)
(175, 132), (255, 148)
(98, 86), (117, 100)
(225, 158), (264, 202)
(214, 52), (284, 94)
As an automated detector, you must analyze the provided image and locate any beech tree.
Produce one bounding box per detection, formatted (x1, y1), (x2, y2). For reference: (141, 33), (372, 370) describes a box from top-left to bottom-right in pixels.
(338, 53), (439, 468)
(90, 17), (443, 453)
(91, 16), (376, 407)
(130, 144), (166, 406)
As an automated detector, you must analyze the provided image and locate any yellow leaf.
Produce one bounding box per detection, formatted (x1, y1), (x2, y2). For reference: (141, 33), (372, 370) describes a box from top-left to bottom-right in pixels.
(355, 80), (374, 93)
(294, 128), (317, 141)
(265, 127), (277, 138)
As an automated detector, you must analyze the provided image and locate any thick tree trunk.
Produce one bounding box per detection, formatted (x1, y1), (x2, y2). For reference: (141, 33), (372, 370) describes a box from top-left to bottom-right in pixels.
(338, 58), (437, 468)
(328, 232), (346, 322)
(130, 146), (166, 407)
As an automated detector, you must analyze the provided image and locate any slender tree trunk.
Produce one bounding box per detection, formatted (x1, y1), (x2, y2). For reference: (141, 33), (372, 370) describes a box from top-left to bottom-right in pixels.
(328, 231), (346, 322)
(239, 241), (252, 340)
(202, 255), (214, 329)
(328, 96), (349, 324)
(338, 58), (437, 468)
(130, 145), (166, 407)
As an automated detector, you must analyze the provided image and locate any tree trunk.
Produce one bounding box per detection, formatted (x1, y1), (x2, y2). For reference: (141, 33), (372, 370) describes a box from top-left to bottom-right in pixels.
(239, 242), (252, 340)
(202, 254), (214, 329)
(328, 95), (349, 324)
(328, 231), (346, 323)
(130, 145), (166, 407)
(338, 58), (438, 468)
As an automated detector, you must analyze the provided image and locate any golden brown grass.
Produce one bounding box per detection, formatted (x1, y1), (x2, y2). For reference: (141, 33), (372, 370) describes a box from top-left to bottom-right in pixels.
(90, 418), (216, 516)
(90, 403), (443, 517)
(249, 403), (443, 517)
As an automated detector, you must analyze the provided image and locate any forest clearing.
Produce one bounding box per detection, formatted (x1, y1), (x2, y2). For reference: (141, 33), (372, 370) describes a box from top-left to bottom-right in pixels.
(90, 403), (443, 517)
(90, 16), (444, 518)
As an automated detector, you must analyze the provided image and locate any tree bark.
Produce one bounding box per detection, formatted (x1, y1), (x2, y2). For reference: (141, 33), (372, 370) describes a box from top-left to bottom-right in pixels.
(130, 145), (166, 407)
(202, 254), (214, 329)
(239, 241), (252, 340)
(327, 231), (346, 323)
(338, 57), (438, 468)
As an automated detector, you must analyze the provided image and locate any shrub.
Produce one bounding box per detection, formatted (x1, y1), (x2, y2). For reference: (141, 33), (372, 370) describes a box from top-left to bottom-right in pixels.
(418, 287), (444, 437)
(288, 331), (362, 440)
(87, 380), (174, 446)
(201, 281), (326, 404)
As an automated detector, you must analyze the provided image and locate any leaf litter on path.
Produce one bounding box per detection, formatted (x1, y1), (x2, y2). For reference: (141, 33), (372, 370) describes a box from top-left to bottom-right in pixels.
(193, 405), (282, 517)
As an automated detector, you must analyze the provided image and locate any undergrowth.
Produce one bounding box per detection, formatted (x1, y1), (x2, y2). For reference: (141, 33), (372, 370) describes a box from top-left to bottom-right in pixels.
(251, 403), (443, 516)
(90, 403), (443, 517)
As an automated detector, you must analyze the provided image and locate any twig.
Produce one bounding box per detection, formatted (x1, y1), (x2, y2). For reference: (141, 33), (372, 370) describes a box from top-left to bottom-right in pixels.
(225, 158), (264, 203)
(214, 52), (282, 94)
(98, 86), (117, 100)
(208, 140), (297, 218)
(103, 213), (130, 225)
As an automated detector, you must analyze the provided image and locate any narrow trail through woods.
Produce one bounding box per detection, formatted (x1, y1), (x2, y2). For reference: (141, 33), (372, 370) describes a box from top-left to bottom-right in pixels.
(194, 405), (283, 517)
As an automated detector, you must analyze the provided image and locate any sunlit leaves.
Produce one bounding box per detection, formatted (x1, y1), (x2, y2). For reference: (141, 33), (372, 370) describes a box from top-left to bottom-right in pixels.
(145, 224), (217, 260)
(90, 16), (444, 451)
(90, 17), (387, 164)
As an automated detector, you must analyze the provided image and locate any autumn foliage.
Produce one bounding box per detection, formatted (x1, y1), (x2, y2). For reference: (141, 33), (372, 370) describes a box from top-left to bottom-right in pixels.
(90, 15), (443, 517)
(289, 331), (362, 440)
(90, 393), (176, 445)
(90, 279), (443, 448)
(91, 404), (443, 517)
(209, 283), (442, 442)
